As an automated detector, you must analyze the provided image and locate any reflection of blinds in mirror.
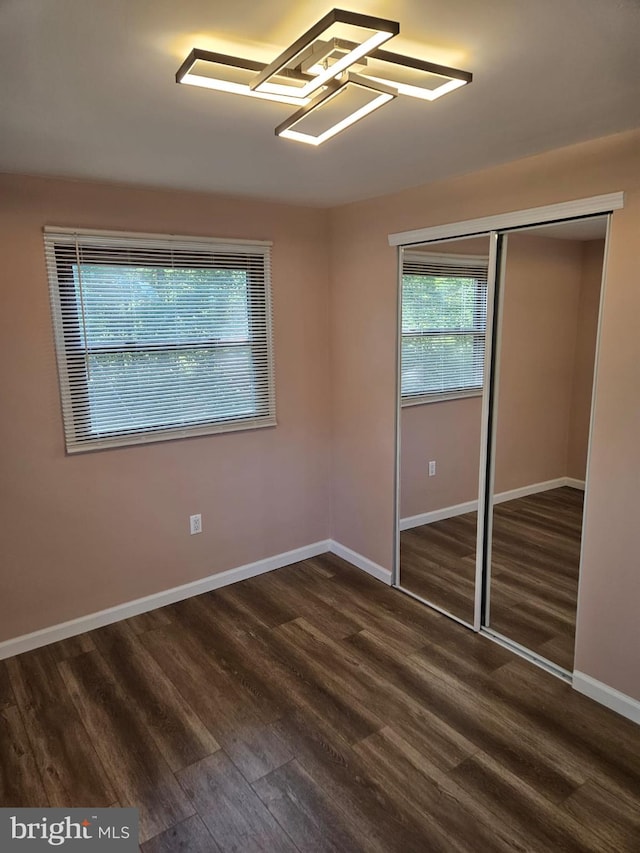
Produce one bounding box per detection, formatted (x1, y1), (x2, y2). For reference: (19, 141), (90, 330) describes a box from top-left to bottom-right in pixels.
(401, 252), (488, 402)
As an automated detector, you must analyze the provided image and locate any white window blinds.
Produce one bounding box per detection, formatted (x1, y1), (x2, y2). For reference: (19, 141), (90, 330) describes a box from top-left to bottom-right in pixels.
(401, 252), (488, 403)
(44, 228), (275, 453)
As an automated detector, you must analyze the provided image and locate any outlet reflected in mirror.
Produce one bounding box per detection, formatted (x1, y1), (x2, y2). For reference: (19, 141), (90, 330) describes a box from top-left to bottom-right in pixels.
(398, 234), (490, 625)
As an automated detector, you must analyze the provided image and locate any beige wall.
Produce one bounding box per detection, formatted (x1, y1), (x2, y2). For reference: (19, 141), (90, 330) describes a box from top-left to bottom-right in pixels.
(330, 129), (640, 700)
(567, 240), (605, 479)
(0, 174), (331, 642)
(493, 234), (583, 492)
(401, 397), (483, 518)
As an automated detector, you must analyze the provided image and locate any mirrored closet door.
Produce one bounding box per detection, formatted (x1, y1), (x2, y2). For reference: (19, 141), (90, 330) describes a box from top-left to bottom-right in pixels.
(394, 208), (611, 678)
(397, 234), (494, 627)
(483, 215), (608, 672)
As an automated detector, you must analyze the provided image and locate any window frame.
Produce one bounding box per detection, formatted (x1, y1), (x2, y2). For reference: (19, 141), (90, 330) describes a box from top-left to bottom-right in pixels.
(45, 228), (276, 453)
(400, 250), (488, 407)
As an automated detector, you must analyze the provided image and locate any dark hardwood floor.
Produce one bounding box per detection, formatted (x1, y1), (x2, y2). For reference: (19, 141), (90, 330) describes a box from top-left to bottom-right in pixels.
(400, 487), (582, 670)
(2, 550), (640, 851)
(490, 487), (582, 670)
(400, 510), (478, 624)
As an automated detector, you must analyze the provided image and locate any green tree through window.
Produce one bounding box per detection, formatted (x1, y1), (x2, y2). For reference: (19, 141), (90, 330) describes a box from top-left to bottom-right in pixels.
(45, 231), (275, 452)
(401, 255), (488, 401)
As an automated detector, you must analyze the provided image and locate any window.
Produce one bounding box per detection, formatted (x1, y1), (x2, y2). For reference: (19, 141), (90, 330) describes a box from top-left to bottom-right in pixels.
(401, 251), (488, 404)
(45, 228), (275, 453)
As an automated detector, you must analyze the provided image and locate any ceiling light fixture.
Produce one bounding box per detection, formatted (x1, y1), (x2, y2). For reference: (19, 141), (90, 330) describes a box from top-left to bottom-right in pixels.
(176, 9), (473, 146)
(339, 44), (473, 100)
(176, 49), (313, 106)
(275, 73), (395, 146)
(250, 9), (399, 100)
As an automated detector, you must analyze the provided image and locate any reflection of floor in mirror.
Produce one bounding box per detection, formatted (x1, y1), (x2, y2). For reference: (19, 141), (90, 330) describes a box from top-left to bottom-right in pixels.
(400, 487), (583, 671)
(400, 512), (478, 623)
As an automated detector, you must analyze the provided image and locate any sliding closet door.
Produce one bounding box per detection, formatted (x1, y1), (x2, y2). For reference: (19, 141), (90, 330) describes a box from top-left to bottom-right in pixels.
(483, 216), (608, 671)
(397, 234), (493, 627)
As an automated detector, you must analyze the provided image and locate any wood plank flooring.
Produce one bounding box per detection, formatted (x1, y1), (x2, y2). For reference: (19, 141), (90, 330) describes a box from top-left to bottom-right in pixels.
(491, 487), (582, 670)
(400, 487), (582, 669)
(401, 510), (478, 624)
(2, 551), (640, 851)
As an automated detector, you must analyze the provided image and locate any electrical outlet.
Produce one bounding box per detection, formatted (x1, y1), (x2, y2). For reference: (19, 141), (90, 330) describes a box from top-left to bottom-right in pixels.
(189, 514), (202, 535)
(429, 460), (437, 477)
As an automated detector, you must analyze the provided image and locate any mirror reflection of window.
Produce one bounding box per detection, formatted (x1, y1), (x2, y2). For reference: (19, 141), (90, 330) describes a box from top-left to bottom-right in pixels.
(398, 236), (491, 627)
(401, 251), (488, 404)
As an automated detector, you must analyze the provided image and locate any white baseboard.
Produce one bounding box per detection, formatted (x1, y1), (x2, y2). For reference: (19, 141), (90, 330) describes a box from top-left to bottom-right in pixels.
(0, 540), (331, 661)
(0, 538), (393, 661)
(4, 532), (634, 729)
(401, 476), (586, 530)
(400, 500), (478, 531)
(564, 477), (586, 490)
(328, 540), (393, 585)
(573, 671), (640, 725)
(493, 476), (572, 505)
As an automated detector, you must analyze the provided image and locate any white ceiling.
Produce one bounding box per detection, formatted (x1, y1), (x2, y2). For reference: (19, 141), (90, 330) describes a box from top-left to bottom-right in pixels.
(1, 0), (639, 207)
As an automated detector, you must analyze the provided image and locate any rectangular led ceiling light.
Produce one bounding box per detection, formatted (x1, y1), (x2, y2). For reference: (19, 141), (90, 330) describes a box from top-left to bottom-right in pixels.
(176, 48), (313, 106)
(354, 46), (472, 101)
(176, 11), (473, 147)
(250, 9), (399, 100)
(275, 73), (395, 146)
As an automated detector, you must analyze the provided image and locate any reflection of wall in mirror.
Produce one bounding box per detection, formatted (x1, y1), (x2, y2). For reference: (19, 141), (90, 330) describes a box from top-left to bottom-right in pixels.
(400, 236), (604, 520)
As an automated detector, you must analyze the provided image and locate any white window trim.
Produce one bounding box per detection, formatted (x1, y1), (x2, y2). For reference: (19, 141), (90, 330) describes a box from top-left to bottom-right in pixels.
(401, 250), (488, 405)
(401, 388), (483, 408)
(44, 227), (276, 453)
(44, 225), (273, 248)
(403, 251), (489, 266)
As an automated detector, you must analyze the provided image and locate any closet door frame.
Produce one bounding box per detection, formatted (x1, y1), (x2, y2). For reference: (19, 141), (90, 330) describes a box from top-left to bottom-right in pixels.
(480, 214), (613, 680)
(394, 232), (496, 630)
(391, 192), (624, 642)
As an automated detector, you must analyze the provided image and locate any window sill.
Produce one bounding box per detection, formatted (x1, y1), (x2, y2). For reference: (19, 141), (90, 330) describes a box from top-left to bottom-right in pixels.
(66, 415), (277, 454)
(401, 389), (483, 408)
